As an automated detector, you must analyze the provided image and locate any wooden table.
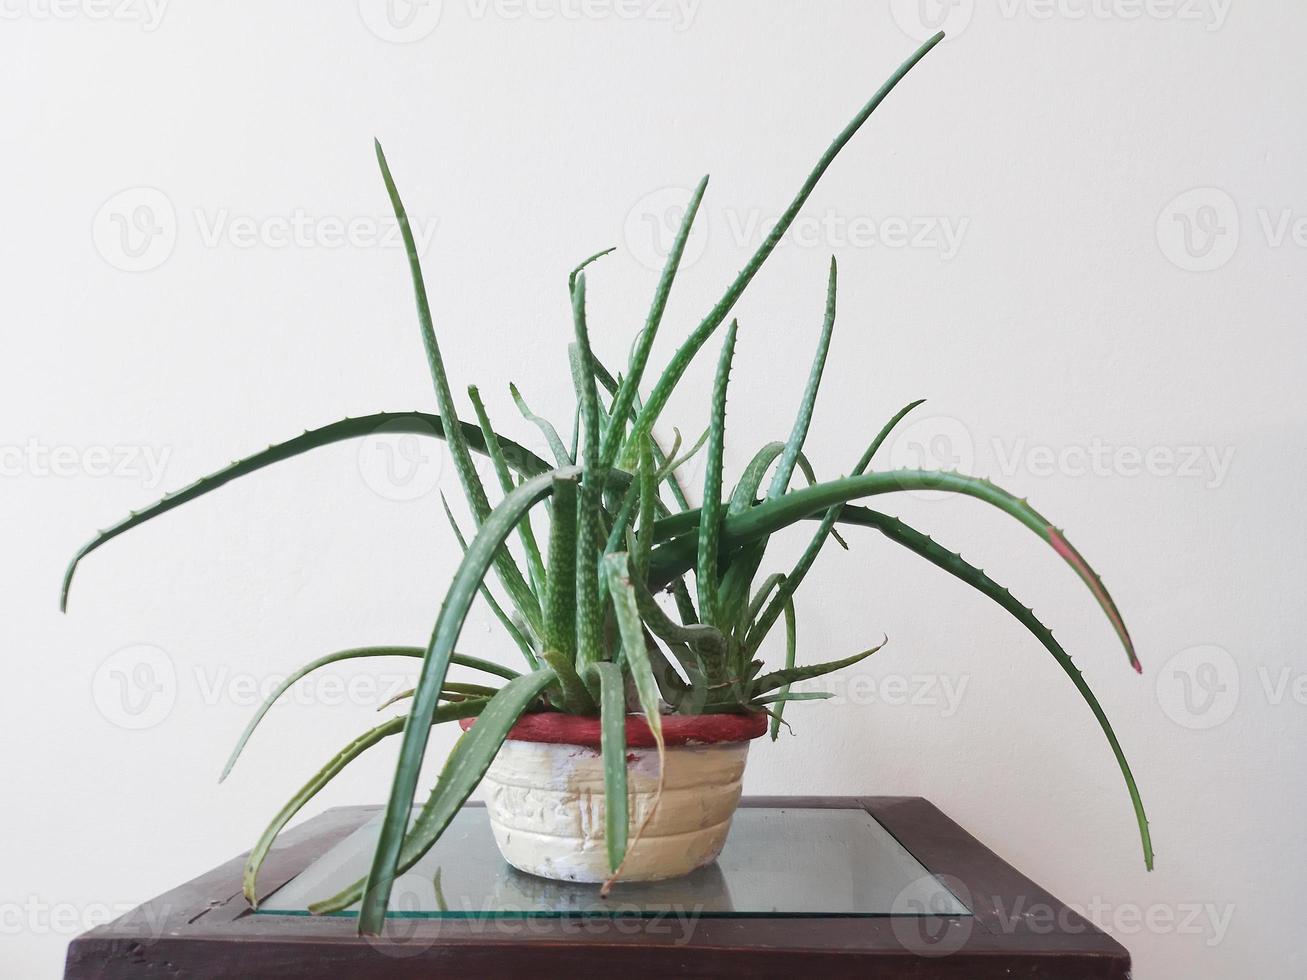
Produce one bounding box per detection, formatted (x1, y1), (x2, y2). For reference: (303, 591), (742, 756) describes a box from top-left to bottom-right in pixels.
(64, 797), (1130, 978)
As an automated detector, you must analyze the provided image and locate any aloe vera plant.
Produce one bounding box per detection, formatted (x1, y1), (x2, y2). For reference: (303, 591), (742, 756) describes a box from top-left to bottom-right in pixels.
(62, 30), (1153, 934)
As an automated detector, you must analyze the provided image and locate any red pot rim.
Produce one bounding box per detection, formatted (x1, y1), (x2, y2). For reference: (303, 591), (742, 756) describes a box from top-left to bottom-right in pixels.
(458, 710), (768, 748)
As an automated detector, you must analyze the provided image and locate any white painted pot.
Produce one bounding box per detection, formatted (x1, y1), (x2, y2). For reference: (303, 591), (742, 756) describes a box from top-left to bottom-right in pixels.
(461, 712), (767, 883)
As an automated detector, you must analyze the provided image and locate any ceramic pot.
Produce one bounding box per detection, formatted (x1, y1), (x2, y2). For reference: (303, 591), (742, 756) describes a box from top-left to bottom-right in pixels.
(459, 711), (767, 883)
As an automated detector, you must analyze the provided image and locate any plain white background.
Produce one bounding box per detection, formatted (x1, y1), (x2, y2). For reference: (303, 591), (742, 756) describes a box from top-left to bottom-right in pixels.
(3, 1), (1303, 976)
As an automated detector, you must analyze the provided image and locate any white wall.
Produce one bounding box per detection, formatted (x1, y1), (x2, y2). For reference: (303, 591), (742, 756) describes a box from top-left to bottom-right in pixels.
(3, 2), (1303, 976)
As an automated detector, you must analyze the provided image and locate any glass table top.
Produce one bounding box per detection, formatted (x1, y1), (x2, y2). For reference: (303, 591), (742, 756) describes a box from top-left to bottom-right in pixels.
(260, 806), (970, 919)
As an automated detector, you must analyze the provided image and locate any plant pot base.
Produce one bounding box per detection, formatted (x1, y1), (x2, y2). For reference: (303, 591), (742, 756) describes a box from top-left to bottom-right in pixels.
(478, 735), (754, 883)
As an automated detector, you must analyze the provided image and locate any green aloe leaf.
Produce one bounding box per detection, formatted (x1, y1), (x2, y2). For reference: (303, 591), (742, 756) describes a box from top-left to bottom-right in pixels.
(510, 383), (573, 467)
(746, 399), (926, 653)
(621, 32), (946, 462)
(569, 246), (616, 292)
(630, 568), (727, 657)
(219, 645), (516, 782)
(767, 257), (838, 499)
(751, 638), (887, 697)
(655, 427), (708, 484)
(730, 442), (784, 513)
(742, 572), (785, 636)
(603, 554), (665, 736)
(542, 474), (579, 662)
(353, 468), (573, 932)
(601, 552), (666, 892)
(375, 140), (543, 640)
(836, 505), (1153, 870)
(603, 479), (641, 559)
(319, 668), (557, 923)
(754, 690), (832, 706)
(768, 597), (798, 741)
(632, 436), (657, 582)
(378, 682), (502, 711)
(59, 412), (548, 611)
(590, 661), (630, 872)
(569, 273), (605, 681)
(468, 385), (548, 595)
(590, 353), (694, 516)
(602, 175), (710, 468)
(542, 651), (597, 714)
(697, 320), (739, 626)
(441, 494), (538, 668)
(244, 698), (487, 908)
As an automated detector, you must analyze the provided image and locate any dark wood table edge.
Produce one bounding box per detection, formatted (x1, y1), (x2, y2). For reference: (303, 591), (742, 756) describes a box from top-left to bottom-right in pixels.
(64, 796), (1131, 979)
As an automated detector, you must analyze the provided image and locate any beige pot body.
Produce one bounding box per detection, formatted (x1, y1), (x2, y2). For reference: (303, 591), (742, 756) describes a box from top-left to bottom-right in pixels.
(479, 738), (751, 882)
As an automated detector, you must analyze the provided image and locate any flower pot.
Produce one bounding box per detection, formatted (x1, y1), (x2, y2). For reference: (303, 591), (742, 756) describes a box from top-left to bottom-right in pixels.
(459, 711), (768, 883)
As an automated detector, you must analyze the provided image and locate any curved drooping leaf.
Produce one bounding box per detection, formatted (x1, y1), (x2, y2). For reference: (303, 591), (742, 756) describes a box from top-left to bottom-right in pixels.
(311, 668), (558, 920)
(630, 569), (727, 657)
(219, 646), (517, 782)
(835, 504), (1153, 869)
(649, 469), (1137, 672)
(655, 427), (708, 483)
(601, 552), (667, 895)
(60, 412), (549, 611)
(243, 698), (488, 908)
(621, 31), (946, 462)
(511, 382), (573, 468)
(746, 400), (925, 654)
(569, 246), (616, 292)
(352, 468), (574, 931)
